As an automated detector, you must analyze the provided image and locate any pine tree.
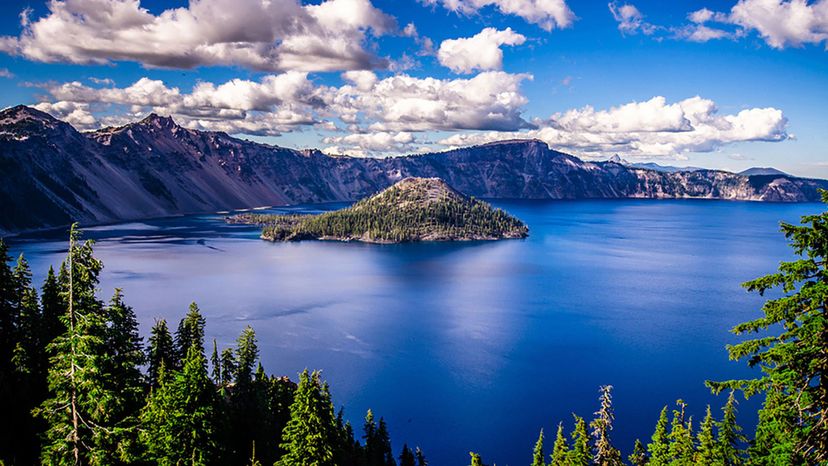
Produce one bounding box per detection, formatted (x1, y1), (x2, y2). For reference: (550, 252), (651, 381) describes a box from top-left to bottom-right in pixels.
(211, 339), (221, 384)
(716, 392), (744, 466)
(569, 415), (590, 466)
(531, 429), (546, 466)
(363, 409), (378, 465)
(146, 318), (175, 388)
(175, 301), (206, 366)
(10, 256), (38, 376)
(39, 265), (65, 366)
(364, 409), (396, 466)
(377, 417), (396, 466)
(469, 451), (483, 466)
(550, 423), (569, 466)
(235, 325), (259, 387)
(628, 439), (648, 466)
(221, 347), (237, 385)
(0, 247), (39, 465)
(707, 191), (828, 464)
(748, 389), (795, 464)
(333, 408), (361, 466)
(228, 326), (265, 465)
(400, 444), (416, 466)
(647, 406), (670, 466)
(140, 343), (219, 465)
(277, 369), (338, 466)
(667, 400), (695, 466)
(695, 406), (716, 465)
(415, 447), (427, 466)
(35, 224), (111, 465)
(98, 289), (145, 463)
(590, 385), (622, 465)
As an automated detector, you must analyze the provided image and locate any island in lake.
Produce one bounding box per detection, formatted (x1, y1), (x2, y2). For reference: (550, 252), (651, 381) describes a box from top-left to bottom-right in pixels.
(228, 177), (529, 243)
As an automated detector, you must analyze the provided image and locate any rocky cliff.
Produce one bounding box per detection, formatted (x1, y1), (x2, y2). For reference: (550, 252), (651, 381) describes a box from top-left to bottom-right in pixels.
(1, 106), (825, 234)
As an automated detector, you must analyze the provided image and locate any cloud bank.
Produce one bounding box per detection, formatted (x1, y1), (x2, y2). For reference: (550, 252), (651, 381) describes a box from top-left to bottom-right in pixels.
(0, 0), (396, 72)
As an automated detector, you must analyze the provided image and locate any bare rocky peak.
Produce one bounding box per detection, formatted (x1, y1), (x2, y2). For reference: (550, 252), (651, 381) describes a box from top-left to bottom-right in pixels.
(370, 177), (465, 209)
(0, 105), (59, 126)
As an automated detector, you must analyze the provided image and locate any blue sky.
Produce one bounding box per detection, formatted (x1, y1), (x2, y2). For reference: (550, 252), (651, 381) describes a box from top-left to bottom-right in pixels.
(0, 0), (826, 177)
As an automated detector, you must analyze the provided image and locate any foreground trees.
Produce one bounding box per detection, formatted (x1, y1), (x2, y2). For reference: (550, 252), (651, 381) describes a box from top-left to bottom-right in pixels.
(705, 190), (828, 464)
(0, 226), (420, 465)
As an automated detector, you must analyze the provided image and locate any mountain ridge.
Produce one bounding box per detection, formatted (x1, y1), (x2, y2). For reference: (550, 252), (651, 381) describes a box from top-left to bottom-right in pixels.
(1, 106), (826, 235)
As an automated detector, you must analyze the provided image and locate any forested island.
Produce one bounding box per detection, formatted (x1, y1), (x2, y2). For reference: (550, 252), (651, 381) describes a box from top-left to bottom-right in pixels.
(228, 177), (529, 243)
(1, 195), (826, 465)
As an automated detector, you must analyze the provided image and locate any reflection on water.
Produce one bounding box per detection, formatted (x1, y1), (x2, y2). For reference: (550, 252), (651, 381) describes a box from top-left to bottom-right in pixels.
(7, 199), (821, 465)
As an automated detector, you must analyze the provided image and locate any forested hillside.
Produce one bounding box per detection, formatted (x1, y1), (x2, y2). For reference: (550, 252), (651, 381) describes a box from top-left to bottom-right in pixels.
(231, 177), (529, 243)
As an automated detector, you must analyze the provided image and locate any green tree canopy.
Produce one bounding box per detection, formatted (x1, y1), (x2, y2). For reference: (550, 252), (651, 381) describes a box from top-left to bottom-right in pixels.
(707, 191), (828, 464)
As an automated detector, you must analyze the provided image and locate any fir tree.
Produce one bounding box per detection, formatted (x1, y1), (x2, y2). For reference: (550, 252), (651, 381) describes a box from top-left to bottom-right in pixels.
(220, 347), (237, 385)
(0, 247), (39, 464)
(716, 392), (744, 466)
(99, 289), (145, 463)
(140, 343), (219, 465)
(235, 325), (259, 387)
(39, 265), (66, 370)
(590, 385), (622, 465)
(399, 444), (416, 466)
(228, 326), (265, 465)
(667, 400), (695, 466)
(415, 447), (427, 466)
(211, 339), (221, 384)
(277, 369), (338, 466)
(531, 429), (546, 466)
(569, 415), (590, 466)
(469, 451), (483, 466)
(647, 406), (670, 466)
(146, 318), (175, 388)
(707, 191), (828, 464)
(334, 408), (361, 466)
(175, 301), (206, 366)
(695, 406), (716, 465)
(748, 389), (795, 465)
(377, 418), (397, 466)
(363, 409), (395, 466)
(550, 423), (569, 466)
(628, 439), (648, 466)
(35, 224), (111, 465)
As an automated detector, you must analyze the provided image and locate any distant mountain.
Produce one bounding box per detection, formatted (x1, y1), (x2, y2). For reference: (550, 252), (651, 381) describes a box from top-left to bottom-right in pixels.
(739, 167), (789, 176)
(2, 106), (826, 235)
(629, 162), (705, 173)
(231, 177), (528, 243)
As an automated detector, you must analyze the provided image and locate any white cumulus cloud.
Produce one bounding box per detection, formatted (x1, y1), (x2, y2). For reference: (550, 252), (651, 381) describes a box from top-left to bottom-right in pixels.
(438, 28), (526, 73)
(0, 0), (396, 72)
(438, 96), (789, 159)
(729, 0), (828, 48)
(612, 0), (828, 48)
(329, 70), (534, 133)
(422, 0), (575, 30)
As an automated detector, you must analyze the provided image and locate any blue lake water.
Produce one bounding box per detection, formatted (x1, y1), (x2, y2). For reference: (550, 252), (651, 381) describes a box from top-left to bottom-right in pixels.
(7, 199), (821, 465)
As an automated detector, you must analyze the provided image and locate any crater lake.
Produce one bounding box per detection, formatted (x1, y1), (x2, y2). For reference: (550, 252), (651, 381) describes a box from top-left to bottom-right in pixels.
(6, 199), (819, 465)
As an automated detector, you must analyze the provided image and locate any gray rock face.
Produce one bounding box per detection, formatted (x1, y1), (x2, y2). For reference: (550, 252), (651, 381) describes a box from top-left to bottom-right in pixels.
(1, 106), (826, 234)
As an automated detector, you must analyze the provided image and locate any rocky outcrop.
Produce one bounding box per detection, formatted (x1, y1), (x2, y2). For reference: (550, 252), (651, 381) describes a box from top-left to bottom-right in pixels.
(1, 106), (825, 235)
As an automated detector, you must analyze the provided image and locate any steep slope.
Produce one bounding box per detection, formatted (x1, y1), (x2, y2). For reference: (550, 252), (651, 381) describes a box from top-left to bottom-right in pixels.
(1, 106), (826, 235)
(234, 177), (529, 242)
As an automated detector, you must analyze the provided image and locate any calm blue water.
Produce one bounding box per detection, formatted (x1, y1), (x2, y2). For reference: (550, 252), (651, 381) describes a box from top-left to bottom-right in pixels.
(7, 200), (821, 465)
